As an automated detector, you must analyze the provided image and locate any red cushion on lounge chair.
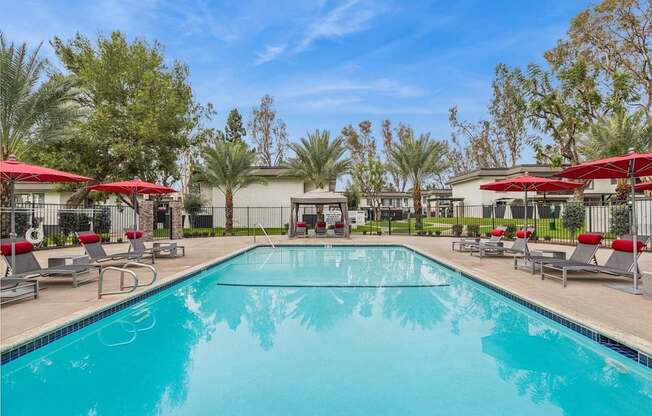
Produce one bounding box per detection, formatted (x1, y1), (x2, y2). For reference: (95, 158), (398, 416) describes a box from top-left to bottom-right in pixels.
(78, 233), (101, 244)
(296, 222), (307, 227)
(577, 233), (602, 245)
(317, 221), (326, 227)
(612, 239), (646, 253)
(515, 230), (532, 239)
(491, 228), (505, 237)
(125, 230), (143, 239)
(335, 223), (345, 228)
(0, 241), (33, 256)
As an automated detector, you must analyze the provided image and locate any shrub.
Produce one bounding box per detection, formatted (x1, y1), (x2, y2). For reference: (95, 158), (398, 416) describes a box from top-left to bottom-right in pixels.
(59, 211), (91, 237)
(0, 210), (30, 239)
(435, 230), (441, 236)
(544, 236), (551, 241)
(466, 224), (480, 237)
(562, 202), (585, 236)
(427, 230), (433, 236)
(610, 204), (631, 237)
(503, 224), (517, 239)
(117, 238), (123, 243)
(93, 208), (112, 234)
(451, 224), (463, 237)
(485, 232), (492, 238)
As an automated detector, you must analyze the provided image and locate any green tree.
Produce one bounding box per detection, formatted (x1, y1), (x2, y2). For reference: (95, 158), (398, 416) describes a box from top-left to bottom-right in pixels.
(387, 132), (448, 230)
(224, 108), (246, 143)
(490, 64), (531, 167)
(285, 130), (350, 190)
(249, 94), (288, 166)
(343, 181), (361, 209)
(0, 33), (80, 205)
(556, 0), (652, 117)
(198, 141), (264, 235)
(342, 121), (384, 215)
(580, 110), (652, 160)
(580, 110), (652, 200)
(38, 32), (195, 206)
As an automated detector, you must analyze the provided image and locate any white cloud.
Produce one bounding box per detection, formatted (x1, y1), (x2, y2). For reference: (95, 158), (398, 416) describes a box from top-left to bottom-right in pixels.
(255, 0), (382, 64)
(255, 44), (287, 64)
(295, 0), (378, 52)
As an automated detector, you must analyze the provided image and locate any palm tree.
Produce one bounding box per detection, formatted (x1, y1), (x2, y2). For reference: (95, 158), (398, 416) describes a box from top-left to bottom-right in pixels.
(285, 129), (351, 189)
(580, 111), (652, 200)
(388, 132), (448, 230)
(199, 141), (265, 235)
(0, 33), (80, 205)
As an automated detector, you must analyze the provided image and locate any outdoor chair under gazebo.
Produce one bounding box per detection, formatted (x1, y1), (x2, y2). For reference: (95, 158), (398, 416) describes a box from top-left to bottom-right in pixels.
(289, 190), (350, 238)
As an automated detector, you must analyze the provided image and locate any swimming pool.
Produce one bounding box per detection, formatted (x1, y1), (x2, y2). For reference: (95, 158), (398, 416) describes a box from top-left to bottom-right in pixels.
(2, 245), (652, 415)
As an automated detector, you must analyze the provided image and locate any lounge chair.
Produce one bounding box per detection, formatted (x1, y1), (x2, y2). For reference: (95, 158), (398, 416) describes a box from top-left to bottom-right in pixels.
(541, 237), (650, 287)
(126, 230), (185, 262)
(524, 233), (602, 274)
(452, 226), (507, 252)
(0, 240), (94, 287)
(76, 231), (154, 264)
(1, 277), (39, 305)
(315, 221), (327, 237)
(334, 222), (346, 237)
(295, 222), (307, 238)
(472, 228), (534, 259)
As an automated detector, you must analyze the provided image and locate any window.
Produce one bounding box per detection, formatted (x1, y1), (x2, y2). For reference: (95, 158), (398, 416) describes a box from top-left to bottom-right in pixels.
(16, 193), (45, 204)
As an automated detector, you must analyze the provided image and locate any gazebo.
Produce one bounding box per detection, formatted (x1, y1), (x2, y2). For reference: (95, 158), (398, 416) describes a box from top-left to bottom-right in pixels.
(289, 190), (349, 238)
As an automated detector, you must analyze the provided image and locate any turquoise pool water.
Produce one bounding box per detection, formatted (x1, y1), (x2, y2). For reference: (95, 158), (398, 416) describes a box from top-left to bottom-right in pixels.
(2, 246), (652, 415)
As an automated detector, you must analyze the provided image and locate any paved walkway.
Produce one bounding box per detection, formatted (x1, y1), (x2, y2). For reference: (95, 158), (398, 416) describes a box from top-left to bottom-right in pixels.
(2, 236), (651, 356)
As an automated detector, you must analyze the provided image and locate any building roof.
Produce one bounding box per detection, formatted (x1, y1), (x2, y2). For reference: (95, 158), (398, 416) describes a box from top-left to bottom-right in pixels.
(447, 165), (564, 186)
(249, 166), (299, 177)
(290, 189), (347, 205)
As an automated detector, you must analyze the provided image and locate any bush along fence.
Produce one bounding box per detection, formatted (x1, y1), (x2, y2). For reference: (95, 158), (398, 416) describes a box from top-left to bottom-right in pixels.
(0, 203), (135, 249)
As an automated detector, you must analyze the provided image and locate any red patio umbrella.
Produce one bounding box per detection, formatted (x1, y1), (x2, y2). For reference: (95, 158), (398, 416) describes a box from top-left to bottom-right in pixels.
(558, 149), (652, 293)
(1, 154), (92, 272)
(634, 180), (652, 191)
(480, 174), (583, 231)
(87, 178), (175, 229)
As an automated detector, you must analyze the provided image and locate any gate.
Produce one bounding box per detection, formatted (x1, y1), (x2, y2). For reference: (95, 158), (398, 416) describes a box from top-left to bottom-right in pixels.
(153, 202), (172, 240)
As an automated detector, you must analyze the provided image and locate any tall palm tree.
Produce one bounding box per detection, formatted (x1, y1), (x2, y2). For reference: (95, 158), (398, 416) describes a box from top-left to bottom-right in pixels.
(0, 33), (80, 205)
(285, 129), (351, 189)
(199, 140), (265, 235)
(285, 130), (351, 219)
(388, 132), (448, 230)
(580, 111), (652, 199)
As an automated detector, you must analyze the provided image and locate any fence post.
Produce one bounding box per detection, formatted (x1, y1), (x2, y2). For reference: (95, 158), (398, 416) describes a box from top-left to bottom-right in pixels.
(491, 204), (495, 230)
(247, 207), (250, 236)
(587, 204), (593, 233)
(389, 217), (392, 235)
(533, 203), (538, 238)
(408, 215), (411, 235)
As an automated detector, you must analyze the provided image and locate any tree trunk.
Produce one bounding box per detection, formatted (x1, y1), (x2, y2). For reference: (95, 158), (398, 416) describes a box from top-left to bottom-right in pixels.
(316, 205), (324, 221)
(1, 148), (10, 207)
(413, 183), (423, 230)
(225, 189), (234, 235)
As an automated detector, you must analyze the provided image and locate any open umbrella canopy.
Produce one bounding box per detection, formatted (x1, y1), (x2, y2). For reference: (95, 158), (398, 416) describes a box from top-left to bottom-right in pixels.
(634, 180), (652, 191)
(557, 150), (652, 179)
(1, 155), (91, 183)
(479, 175), (583, 192)
(87, 178), (175, 195)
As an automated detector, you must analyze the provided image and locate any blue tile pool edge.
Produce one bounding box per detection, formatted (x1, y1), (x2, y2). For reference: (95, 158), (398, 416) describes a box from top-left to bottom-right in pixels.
(1, 243), (651, 371)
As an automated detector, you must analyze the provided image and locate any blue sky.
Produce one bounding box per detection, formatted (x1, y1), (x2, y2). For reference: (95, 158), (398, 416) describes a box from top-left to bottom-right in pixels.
(3, 0), (591, 163)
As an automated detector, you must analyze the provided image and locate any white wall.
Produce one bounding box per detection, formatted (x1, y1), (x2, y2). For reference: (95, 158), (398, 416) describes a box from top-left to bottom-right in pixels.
(207, 178), (305, 207)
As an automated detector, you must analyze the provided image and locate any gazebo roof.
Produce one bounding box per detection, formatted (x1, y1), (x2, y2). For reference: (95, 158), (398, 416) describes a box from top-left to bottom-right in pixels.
(290, 189), (347, 205)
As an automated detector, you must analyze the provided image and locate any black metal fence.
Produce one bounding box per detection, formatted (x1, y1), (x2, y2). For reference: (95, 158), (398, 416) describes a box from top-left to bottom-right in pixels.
(0, 203), (135, 249)
(353, 200), (652, 251)
(2, 200), (651, 251)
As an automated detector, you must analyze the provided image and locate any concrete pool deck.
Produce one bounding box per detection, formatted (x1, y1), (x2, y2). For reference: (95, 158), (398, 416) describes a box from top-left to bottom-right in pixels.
(1, 236), (652, 358)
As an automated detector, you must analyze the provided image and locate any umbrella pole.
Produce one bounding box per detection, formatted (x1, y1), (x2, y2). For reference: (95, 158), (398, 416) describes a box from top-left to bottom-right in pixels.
(10, 179), (16, 273)
(631, 173), (639, 293)
(133, 191), (137, 230)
